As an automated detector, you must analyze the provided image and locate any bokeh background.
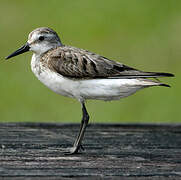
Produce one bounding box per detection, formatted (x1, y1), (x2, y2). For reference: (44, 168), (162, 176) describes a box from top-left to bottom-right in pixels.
(0, 0), (180, 123)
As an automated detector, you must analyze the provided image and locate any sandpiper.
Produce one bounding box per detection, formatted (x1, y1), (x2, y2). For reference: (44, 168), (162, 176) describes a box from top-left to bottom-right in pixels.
(6, 27), (174, 154)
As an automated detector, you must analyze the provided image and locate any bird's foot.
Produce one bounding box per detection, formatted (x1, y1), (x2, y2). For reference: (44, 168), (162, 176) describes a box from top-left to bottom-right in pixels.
(60, 144), (84, 155)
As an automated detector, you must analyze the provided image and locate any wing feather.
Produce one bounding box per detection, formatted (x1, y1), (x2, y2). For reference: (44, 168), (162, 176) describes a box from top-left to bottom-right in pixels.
(45, 46), (174, 79)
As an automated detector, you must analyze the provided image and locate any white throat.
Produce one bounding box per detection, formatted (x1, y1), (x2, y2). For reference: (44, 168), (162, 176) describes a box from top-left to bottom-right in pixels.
(30, 42), (61, 56)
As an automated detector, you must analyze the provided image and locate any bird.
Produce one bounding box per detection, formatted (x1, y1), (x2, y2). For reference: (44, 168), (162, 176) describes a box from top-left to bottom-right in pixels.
(6, 27), (174, 154)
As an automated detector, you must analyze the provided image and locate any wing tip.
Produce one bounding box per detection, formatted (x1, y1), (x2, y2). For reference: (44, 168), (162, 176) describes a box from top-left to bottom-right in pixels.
(157, 72), (175, 77)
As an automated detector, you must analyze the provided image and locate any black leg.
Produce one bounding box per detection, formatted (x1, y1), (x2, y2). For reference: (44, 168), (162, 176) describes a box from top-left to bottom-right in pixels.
(64, 102), (89, 154)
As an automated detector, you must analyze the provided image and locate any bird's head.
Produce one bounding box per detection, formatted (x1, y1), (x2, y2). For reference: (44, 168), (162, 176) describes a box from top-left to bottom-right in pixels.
(6, 27), (62, 59)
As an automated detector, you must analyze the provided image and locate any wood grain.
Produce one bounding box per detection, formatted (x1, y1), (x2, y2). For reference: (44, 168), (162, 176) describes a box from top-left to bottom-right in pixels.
(0, 123), (181, 179)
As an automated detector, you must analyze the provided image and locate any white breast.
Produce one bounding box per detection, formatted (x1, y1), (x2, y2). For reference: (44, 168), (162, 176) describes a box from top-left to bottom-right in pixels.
(31, 54), (81, 99)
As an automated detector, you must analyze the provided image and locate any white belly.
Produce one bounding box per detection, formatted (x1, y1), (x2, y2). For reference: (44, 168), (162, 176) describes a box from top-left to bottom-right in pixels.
(31, 54), (154, 102)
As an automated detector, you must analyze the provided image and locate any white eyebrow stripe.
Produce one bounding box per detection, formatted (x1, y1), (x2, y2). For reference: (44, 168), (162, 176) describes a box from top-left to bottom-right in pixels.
(40, 33), (54, 38)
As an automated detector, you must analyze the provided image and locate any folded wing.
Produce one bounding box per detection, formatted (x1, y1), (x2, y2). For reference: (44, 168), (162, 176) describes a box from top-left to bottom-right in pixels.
(46, 46), (174, 79)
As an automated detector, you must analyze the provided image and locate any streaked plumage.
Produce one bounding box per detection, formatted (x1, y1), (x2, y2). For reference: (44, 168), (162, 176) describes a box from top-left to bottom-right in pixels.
(42, 45), (172, 79)
(6, 27), (174, 154)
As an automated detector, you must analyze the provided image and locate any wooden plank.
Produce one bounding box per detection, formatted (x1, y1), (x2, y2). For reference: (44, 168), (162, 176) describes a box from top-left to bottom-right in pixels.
(0, 123), (181, 179)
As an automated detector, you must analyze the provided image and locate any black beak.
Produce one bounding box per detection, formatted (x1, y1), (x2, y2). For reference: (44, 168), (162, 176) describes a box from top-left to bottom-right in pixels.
(6, 43), (30, 60)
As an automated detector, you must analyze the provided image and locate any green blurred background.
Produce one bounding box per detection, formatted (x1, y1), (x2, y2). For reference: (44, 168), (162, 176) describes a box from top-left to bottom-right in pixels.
(0, 0), (180, 123)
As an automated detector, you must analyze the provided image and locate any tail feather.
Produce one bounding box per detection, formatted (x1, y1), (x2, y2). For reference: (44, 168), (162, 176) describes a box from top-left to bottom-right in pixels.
(159, 83), (171, 88)
(137, 78), (172, 88)
(143, 72), (173, 88)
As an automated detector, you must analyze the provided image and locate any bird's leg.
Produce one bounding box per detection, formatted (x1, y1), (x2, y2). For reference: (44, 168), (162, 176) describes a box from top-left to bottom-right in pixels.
(74, 102), (89, 149)
(65, 102), (89, 154)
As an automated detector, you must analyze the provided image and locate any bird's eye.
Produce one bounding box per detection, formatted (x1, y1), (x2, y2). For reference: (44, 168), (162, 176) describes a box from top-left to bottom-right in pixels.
(39, 36), (44, 41)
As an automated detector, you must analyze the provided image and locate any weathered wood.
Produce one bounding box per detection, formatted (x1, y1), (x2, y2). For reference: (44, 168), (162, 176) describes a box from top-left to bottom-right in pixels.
(0, 123), (181, 179)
